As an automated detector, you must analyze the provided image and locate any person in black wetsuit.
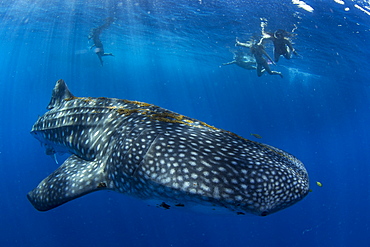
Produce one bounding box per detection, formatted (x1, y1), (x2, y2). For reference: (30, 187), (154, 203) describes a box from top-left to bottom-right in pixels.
(259, 29), (298, 63)
(89, 17), (115, 66)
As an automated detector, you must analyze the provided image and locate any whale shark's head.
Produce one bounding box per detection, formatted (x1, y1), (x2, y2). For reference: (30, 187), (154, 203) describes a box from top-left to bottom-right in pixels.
(31, 117), (68, 156)
(31, 80), (72, 155)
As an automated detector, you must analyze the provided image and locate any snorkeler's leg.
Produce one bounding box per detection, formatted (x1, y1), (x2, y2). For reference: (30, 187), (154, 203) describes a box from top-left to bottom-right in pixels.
(264, 63), (283, 78)
(263, 62), (273, 74)
(269, 70), (283, 78)
(267, 69), (283, 78)
(257, 64), (264, 77)
(98, 55), (104, 66)
(283, 48), (292, 60)
(275, 71), (284, 78)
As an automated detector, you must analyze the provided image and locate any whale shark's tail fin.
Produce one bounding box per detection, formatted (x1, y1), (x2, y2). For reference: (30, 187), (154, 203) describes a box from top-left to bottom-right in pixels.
(27, 155), (112, 211)
(47, 79), (74, 110)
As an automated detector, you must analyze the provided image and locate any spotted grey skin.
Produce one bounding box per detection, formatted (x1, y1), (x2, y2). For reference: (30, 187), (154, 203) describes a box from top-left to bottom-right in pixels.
(28, 79), (309, 215)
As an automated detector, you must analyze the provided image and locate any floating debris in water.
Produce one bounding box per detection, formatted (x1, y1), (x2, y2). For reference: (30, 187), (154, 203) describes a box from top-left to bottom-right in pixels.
(250, 133), (262, 139)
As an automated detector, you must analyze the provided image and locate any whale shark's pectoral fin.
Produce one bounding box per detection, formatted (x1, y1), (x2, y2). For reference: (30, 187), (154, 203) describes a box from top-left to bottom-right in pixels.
(27, 155), (111, 211)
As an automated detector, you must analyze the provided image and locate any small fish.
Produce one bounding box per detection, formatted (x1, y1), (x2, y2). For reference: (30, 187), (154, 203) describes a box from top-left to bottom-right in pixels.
(316, 181), (323, 187)
(250, 133), (262, 139)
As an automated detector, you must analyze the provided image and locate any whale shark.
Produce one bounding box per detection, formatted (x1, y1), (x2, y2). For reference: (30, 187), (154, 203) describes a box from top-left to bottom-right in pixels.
(28, 79), (310, 216)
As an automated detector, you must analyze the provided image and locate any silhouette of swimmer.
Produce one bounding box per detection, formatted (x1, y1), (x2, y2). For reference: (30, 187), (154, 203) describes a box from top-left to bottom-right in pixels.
(89, 17), (114, 66)
(222, 50), (256, 70)
(259, 29), (298, 63)
(236, 39), (283, 78)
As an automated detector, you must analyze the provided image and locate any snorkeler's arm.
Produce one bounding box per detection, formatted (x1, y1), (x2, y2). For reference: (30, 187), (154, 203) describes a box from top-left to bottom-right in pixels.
(258, 37), (271, 45)
(262, 50), (276, 65)
(235, 38), (251, 48)
(257, 38), (265, 45)
(258, 32), (273, 45)
(285, 39), (298, 55)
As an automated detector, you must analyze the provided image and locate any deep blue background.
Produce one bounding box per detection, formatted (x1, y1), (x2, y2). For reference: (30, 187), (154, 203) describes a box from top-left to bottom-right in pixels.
(1, 0), (370, 246)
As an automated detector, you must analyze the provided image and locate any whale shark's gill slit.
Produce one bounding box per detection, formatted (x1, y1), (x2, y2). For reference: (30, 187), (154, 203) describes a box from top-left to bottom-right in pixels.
(131, 133), (161, 177)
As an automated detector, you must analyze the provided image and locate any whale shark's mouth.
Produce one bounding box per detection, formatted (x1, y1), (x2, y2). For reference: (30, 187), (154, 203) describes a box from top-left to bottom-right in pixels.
(43, 143), (56, 156)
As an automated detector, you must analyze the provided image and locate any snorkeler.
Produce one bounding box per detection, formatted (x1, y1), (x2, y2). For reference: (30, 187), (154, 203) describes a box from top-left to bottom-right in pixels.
(236, 39), (283, 78)
(222, 50), (256, 70)
(89, 17), (115, 66)
(259, 29), (298, 63)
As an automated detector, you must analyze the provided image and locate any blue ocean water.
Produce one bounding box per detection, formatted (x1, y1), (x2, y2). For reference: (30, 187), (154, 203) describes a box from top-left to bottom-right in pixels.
(1, 0), (370, 246)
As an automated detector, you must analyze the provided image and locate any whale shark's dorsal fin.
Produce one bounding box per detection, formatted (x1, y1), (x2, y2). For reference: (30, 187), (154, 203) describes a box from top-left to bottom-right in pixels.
(47, 79), (74, 110)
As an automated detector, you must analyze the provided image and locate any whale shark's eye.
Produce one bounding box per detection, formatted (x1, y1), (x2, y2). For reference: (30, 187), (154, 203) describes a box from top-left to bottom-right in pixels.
(261, 211), (268, 216)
